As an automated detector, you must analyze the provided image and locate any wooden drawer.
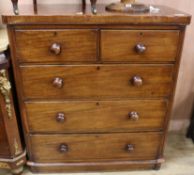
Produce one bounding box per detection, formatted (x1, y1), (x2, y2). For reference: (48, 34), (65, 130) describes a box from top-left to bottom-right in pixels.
(15, 29), (97, 63)
(26, 100), (167, 133)
(30, 132), (162, 162)
(101, 30), (179, 62)
(20, 64), (173, 99)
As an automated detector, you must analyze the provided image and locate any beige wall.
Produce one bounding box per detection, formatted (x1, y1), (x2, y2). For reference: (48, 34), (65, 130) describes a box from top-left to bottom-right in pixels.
(0, 0), (194, 131)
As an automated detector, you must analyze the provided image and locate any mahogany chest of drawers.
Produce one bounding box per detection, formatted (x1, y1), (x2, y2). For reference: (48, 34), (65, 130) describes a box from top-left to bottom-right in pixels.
(2, 3), (191, 173)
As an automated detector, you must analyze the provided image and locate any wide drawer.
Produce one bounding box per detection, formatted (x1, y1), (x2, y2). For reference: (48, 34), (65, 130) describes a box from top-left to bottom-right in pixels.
(26, 100), (167, 133)
(101, 30), (179, 62)
(30, 132), (162, 162)
(15, 29), (97, 63)
(20, 64), (173, 99)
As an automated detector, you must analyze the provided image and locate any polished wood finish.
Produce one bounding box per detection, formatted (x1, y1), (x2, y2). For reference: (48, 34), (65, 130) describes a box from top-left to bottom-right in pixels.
(30, 132), (162, 162)
(101, 30), (179, 62)
(26, 100), (167, 133)
(2, 4), (191, 25)
(2, 3), (191, 173)
(27, 160), (161, 173)
(15, 30), (97, 63)
(20, 65), (173, 99)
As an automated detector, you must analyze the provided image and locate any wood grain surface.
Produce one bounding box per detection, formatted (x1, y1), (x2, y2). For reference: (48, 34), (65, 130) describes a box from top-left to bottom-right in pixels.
(15, 29), (97, 63)
(29, 132), (162, 162)
(20, 64), (174, 99)
(101, 30), (179, 62)
(26, 100), (167, 133)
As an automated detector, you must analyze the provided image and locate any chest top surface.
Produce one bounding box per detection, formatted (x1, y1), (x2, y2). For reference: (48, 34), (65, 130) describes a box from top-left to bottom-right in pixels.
(1, 4), (191, 25)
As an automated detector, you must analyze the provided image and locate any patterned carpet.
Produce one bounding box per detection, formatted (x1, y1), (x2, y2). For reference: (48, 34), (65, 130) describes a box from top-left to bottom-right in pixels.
(1, 133), (194, 175)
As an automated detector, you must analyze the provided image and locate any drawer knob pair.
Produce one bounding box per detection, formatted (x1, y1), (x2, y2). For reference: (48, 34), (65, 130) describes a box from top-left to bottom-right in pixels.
(59, 144), (68, 153)
(135, 43), (146, 53)
(50, 43), (61, 55)
(129, 111), (139, 121)
(59, 144), (134, 153)
(53, 76), (143, 88)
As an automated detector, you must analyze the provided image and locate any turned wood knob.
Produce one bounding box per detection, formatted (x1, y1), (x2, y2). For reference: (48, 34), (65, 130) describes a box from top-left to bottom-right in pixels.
(131, 76), (143, 87)
(56, 113), (65, 123)
(50, 43), (61, 55)
(129, 112), (139, 121)
(59, 144), (68, 153)
(126, 144), (134, 152)
(135, 43), (146, 53)
(53, 77), (64, 88)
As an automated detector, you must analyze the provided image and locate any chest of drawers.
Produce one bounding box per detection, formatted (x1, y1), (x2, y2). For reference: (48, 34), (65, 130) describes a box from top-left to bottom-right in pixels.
(2, 3), (191, 173)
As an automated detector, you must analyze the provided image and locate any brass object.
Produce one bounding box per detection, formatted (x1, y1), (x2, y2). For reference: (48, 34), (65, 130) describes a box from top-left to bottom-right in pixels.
(106, 0), (150, 13)
(0, 70), (12, 119)
(0, 162), (10, 169)
(14, 139), (21, 156)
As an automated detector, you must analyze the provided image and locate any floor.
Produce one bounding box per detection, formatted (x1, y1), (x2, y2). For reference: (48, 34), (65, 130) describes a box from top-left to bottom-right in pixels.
(1, 133), (194, 175)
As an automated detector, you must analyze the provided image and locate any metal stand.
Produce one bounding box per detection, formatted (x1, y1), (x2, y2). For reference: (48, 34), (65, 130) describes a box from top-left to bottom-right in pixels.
(90, 0), (97, 14)
(10, 0), (98, 15)
(11, 0), (19, 15)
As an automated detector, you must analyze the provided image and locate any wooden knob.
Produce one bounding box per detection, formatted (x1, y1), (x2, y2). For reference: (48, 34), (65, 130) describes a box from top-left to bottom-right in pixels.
(135, 43), (146, 53)
(56, 113), (65, 123)
(129, 112), (139, 121)
(131, 76), (143, 87)
(53, 77), (64, 88)
(50, 43), (61, 55)
(126, 144), (134, 152)
(59, 144), (68, 153)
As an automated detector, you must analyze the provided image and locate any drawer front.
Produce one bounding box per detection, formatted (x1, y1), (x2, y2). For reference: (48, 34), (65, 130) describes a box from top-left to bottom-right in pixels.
(101, 30), (179, 62)
(20, 65), (173, 99)
(30, 132), (162, 162)
(26, 100), (167, 133)
(15, 29), (97, 63)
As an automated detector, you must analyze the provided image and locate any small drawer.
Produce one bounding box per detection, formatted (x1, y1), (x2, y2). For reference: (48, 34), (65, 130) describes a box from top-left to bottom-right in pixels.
(15, 29), (97, 63)
(30, 132), (162, 162)
(26, 100), (167, 133)
(101, 30), (179, 62)
(20, 64), (173, 99)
